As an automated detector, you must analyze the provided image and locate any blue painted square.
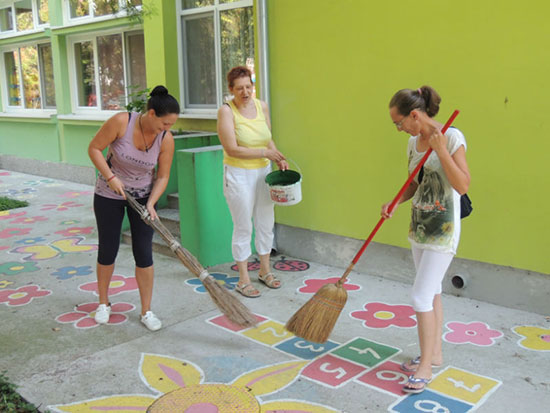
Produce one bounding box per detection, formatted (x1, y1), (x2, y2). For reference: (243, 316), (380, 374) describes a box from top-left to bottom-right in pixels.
(390, 390), (474, 413)
(275, 336), (339, 359)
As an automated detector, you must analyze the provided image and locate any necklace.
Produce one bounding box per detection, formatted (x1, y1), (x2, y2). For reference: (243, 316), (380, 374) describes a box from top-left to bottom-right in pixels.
(139, 114), (149, 153)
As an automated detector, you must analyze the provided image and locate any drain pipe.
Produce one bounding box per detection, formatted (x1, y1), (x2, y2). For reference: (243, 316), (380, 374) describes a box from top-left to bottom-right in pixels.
(257, 0), (270, 105)
(257, 0), (278, 253)
(451, 273), (468, 289)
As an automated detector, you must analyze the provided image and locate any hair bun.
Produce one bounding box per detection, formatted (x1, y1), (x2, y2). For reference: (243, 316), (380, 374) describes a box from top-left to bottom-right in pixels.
(149, 85), (169, 97)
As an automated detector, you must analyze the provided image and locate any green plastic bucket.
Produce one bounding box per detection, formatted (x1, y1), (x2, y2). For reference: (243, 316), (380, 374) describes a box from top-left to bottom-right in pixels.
(265, 169), (302, 206)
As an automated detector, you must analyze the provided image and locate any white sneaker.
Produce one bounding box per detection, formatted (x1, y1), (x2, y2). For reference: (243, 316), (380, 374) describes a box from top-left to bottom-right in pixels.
(141, 311), (162, 331)
(94, 303), (111, 324)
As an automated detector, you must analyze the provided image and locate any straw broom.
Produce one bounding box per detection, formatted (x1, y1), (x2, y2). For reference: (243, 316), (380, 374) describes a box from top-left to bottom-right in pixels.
(124, 190), (257, 328)
(286, 110), (460, 343)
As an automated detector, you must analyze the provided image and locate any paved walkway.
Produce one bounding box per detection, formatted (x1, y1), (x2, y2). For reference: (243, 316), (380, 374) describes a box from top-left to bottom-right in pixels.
(0, 169), (548, 412)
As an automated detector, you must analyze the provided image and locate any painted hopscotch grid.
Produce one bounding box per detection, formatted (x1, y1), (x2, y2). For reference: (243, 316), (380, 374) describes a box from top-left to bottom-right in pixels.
(206, 313), (501, 411)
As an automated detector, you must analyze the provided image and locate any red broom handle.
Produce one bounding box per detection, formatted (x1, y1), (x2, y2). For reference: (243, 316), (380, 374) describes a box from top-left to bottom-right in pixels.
(350, 109), (460, 265)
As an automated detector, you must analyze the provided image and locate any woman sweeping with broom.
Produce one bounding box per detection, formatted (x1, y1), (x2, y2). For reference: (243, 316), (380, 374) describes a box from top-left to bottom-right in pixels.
(382, 86), (470, 393)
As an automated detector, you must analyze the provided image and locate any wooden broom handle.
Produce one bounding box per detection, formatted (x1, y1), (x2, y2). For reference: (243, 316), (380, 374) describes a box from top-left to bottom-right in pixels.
(338, 110), (460, 285)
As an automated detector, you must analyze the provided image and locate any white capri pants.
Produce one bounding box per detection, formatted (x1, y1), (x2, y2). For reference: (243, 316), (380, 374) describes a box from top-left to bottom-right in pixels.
(223, 164), (274, 262)
(410, 246), (454, 312)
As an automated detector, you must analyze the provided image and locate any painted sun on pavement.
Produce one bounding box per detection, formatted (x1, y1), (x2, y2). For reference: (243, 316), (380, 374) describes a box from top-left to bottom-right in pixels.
(48, 353), (338, 413)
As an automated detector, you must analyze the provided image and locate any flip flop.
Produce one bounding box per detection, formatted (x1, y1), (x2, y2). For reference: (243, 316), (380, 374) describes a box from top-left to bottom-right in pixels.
(400, 356), (442, 372)
(235, 283), (261, 298)
(403, 375), (431, 394)
(258, 272), (282, 289)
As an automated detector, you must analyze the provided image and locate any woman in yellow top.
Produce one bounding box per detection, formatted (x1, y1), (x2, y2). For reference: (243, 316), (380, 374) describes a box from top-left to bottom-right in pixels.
(217, 66), (288, 298)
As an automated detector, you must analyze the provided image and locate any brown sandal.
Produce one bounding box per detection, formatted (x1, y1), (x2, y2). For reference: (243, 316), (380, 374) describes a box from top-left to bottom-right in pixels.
(258, 272), (281, 289)
(235, 283), (261, 298)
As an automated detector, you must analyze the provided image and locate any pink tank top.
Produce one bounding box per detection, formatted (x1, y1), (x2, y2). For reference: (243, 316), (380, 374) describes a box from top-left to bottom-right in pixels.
(95, 112), (164, 200)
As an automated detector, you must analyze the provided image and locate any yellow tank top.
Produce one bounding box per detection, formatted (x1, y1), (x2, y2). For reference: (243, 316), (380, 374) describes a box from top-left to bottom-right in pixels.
(223, 98), (271, 169)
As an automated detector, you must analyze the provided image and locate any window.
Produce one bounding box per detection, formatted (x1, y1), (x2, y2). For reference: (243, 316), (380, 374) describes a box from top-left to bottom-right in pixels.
(70, 30), (146, 111)
(179, 0), (255, 113)
(0, 0), (49, 34)
(1, 43), (55, 109)
(66, 0), (142, 21)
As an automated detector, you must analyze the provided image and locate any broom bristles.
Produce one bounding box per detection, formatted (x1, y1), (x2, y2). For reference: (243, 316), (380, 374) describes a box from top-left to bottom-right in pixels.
(203, 275), (258, 327)
(285, 283), (348, 343)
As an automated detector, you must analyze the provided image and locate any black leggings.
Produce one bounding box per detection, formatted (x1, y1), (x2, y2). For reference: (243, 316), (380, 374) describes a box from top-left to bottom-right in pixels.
(93, 194), (155, 268)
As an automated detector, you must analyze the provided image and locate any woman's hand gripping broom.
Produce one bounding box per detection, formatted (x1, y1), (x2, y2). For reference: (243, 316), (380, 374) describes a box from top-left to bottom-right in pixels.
(285, 110), (460, 343)
(124, 190), (258, 328)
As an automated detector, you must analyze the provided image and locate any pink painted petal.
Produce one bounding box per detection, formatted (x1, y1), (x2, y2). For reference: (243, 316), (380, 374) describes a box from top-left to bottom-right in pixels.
(57, 312), (86, 323)
(107, 314), (127, 324)
(79, 282), (98, 292)
(158, 363), (186, 388)
(76, 317), (98, 328)
(111, 302), (134, 312)
(77, 302), (99, 313)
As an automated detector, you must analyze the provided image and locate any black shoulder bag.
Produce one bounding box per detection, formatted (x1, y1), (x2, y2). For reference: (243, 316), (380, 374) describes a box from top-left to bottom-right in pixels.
(418, 166), (472, 219)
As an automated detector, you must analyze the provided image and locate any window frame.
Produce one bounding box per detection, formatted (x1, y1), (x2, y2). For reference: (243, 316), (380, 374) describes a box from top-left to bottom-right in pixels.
(176, 0), (260, 118)
(0, 0), (49, 38)
(0, 40), (56, 114)
(63, 0), (142, 26)
(67, 27), (145, 115)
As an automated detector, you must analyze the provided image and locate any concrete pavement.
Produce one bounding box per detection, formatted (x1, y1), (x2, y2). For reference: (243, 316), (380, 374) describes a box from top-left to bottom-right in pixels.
(0, 169), (548, 412)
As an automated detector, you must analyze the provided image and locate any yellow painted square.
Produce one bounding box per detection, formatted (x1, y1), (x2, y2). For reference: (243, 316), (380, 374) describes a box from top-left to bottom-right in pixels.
(430, 367), (501, 404)
(242, 320), (293, 345)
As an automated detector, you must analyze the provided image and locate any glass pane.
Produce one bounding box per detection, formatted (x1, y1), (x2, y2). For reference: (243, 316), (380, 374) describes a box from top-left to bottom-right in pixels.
(20, 45), (41, 108)
(126, 32), (147, 103)
(15, 0), (33, 31)
(0, 7), (14, 32)
(4, 51), (21, 107)
(182, 0), (213, 10)
(69, 0), (89, 18)
(184, 15), (216, 106)
(98, 34), (124, 110)
(94, 0), (118, 17)
(219, 0), (242, 3)
(74, 41), (96, 107)
(38, 44), (56, 107)
(36, 0), (49, 24)
(220, 6), (255, 102)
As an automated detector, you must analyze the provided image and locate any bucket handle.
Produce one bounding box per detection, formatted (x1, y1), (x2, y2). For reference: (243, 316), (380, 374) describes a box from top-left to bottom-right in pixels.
(279, 158), (302, 176)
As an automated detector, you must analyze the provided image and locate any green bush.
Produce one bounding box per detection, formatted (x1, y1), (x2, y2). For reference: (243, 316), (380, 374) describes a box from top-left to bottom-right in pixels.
(0, 197), (28, 211)
(0, 372), (39, 412)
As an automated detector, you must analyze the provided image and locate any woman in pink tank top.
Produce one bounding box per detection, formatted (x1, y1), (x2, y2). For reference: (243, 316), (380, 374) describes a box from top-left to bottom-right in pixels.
(88, 86), (180, 331)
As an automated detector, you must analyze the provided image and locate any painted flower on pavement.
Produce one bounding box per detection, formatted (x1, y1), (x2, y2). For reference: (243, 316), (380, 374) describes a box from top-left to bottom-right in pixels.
(15, 237), (47, 245)
(0, 227), (32, 239)
(0, 284), (51, 306)
(443, 321), (503, 346)
(0, 261), (40, 276)
(55, 302), (135, 329)
(60, 190), (93, 198)
(512, 326), (550, 352)
(23, 179), (55, 186)
(40, 201), (84, 211)
(350, 302), (417, 329)
(0, 280), (14, 288)
(54, 227), (94, 237)
(0, 246), (9, 251)
(186, 272), (239, 293)
(60, 220), (79, 225)
(10, 237), (98, 261)
(79, 274), (138, 296)
(48, 353), (337, 413)
(299, 277), (361, 294)
(1, 188), (36, 196)
(51, 265), (93, 280)
(10, 215), (48, 224)
(0, 210), (26, 220)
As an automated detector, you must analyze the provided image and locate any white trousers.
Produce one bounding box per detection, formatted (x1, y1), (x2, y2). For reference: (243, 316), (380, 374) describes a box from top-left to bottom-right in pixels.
(410, 246), (454, 312)
(223, 164), (274, 262)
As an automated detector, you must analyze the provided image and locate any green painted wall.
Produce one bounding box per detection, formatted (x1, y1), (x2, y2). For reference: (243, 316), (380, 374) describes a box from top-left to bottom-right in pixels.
(267, 0), (549, 274)
(0, 119), (59, 161)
